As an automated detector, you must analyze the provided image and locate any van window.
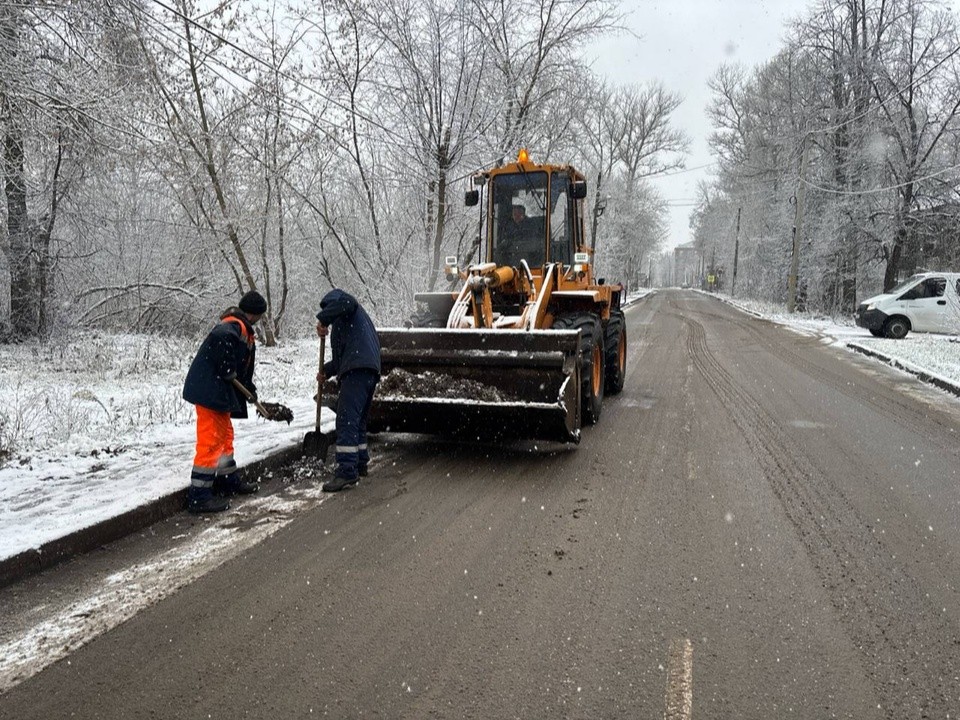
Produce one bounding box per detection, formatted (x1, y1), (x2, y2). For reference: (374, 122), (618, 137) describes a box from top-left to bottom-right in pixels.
(889, 275), (924, 295)
(899, 277), (946, 300)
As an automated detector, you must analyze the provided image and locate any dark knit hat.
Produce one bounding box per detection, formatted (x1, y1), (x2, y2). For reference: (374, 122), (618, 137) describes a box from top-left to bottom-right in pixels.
(239, 290), (267, 315)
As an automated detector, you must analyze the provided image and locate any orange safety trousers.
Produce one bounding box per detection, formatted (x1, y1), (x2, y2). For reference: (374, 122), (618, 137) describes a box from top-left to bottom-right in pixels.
(192, 405), (236, 479)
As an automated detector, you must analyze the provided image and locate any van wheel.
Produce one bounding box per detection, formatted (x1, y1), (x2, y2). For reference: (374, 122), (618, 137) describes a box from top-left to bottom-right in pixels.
(553, 314), (605, 425)
(883, 316), (910, 339)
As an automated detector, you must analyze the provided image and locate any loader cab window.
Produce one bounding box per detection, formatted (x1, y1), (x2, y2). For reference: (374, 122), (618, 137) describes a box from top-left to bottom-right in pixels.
(549, 175), (572, 265)
(491, 171), (547, 268)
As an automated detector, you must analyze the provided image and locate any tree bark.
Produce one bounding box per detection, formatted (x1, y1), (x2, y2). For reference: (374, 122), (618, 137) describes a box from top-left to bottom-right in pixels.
(1, 7), (39, 339)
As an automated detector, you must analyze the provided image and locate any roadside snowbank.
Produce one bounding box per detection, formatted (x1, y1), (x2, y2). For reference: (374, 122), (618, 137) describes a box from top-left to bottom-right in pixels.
(0, 333), (333, 562)
(710, 292), (960, 387)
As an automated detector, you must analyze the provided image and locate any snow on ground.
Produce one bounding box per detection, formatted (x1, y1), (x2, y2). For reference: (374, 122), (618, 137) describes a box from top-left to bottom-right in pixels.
(23, 285), (915, 570)
(708, 291), (960, 387)
(0, 332), (335, 562)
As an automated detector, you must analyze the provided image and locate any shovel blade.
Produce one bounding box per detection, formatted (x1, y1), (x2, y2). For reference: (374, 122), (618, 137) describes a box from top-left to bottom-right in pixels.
(303, 429), (333, 459)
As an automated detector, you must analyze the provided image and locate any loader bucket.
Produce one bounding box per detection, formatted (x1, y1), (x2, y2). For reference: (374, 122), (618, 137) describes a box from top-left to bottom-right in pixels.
(370, 329), (582, 444)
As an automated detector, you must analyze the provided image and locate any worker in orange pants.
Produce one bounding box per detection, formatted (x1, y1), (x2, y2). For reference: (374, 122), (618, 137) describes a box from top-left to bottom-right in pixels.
(183, 291), (268, 513)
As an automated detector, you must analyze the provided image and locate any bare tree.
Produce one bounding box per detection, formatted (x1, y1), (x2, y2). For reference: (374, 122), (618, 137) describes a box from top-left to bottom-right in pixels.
(0, 2), (128, 339)
(130, 0), (289, 342)
(361, 0), (490, 290)
(870, 0), (960, 289)
(470, 0), (622, 156)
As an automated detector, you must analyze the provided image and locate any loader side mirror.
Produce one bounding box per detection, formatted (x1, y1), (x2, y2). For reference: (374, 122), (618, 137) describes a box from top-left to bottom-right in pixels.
(465, 190), (479, 206)
(570, 181), (587, 200)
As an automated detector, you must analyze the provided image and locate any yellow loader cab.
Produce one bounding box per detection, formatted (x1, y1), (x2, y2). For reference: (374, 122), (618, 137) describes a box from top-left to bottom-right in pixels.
(371, 150), (627, 444)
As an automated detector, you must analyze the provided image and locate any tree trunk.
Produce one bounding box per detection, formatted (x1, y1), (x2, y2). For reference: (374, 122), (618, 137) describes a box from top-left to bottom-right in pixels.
(1, 7), (39, 340)
(3, 91), (37, 339)
(883, 229), (904, 292)
(427, 139), (451, 292)
(884, 183), (914, 291)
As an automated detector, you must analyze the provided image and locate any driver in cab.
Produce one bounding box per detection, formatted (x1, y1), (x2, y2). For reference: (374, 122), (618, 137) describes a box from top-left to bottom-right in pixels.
(499, 204), (532, 264)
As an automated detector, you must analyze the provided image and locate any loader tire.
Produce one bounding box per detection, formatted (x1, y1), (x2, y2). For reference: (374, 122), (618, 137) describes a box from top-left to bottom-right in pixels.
(604, 310), (626, 395)
(406, 307), (446, 328)
(553, 314), (605, 425)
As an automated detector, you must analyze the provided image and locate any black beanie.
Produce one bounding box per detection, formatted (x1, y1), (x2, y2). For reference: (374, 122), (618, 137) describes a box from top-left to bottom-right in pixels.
(239, 290), (267, 315)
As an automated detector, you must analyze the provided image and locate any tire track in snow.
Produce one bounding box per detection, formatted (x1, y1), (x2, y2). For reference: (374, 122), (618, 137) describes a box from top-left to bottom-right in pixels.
(677, 308), (960, 719)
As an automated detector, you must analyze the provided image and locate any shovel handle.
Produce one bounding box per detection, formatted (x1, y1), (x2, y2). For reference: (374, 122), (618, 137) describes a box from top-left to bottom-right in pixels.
(315, 335), (325, 430)
(230, 377), (272, 418)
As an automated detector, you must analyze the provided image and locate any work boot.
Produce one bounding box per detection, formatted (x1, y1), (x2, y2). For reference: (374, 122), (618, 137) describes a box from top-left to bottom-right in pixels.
(187, 486), (230, 514)
(322, 476), (359, 493)
(215, 471), (260, 496)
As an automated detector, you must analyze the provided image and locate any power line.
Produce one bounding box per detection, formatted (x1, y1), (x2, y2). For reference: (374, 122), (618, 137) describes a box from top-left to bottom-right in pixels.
(801, 162), (960, 195)
(652, 162), (717, 177)
(142, 0), (411, 148)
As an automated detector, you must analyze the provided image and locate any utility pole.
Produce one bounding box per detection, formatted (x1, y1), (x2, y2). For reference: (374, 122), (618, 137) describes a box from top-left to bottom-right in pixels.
(731, 207), (741, 297)
(710, 245), (716, 291)
(788, 131), (811, 313)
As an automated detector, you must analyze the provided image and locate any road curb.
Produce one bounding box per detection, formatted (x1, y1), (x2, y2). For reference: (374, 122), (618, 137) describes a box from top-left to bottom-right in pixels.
(846, 343), (960, 398)
(0, 432), (335, 589)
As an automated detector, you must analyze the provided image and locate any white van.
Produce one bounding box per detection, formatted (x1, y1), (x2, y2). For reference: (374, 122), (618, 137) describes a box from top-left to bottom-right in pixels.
(855, 272), (960, 338)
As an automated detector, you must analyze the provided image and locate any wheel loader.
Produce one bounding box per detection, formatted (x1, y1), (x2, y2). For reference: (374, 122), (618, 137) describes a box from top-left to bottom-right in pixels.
(370, 149), (627, 444)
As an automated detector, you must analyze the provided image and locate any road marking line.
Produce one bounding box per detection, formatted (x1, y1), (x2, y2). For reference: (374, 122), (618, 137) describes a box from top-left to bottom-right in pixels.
(664, 638), (693, 720)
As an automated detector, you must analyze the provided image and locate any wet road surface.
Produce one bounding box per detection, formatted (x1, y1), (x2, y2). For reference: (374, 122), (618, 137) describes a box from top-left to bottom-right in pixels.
(2, 290), (960, 719)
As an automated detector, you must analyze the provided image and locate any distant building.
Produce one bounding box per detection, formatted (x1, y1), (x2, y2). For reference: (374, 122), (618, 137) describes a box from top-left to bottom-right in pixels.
(673, 243), (701, 287)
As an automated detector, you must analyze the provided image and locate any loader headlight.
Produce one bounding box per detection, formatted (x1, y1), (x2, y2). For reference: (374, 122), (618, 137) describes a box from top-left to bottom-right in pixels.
(865, 303), (876, 311)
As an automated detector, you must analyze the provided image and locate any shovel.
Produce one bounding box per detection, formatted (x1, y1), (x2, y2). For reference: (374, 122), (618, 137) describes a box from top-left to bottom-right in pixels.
(303, 334), (330, 457)
(230, 377), (274, 419)
(230, 378), (293, 423)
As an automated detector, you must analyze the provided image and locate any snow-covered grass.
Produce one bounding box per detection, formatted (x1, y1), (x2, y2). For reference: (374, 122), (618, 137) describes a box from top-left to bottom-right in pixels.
(0, 333), (197, 458)
(0, 332), (334, 562)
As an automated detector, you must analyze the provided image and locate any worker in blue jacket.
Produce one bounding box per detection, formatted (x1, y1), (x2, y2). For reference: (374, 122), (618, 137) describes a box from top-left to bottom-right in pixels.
(316, 289), (381, 492)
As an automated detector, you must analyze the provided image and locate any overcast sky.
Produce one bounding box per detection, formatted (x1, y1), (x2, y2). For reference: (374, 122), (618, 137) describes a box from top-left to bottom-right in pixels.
(588, 0), (960, 252)
(586, 0), (807, 250)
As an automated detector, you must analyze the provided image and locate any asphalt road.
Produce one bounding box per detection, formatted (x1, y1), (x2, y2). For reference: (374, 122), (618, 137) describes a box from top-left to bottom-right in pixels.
(3, 290), (960, 719)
